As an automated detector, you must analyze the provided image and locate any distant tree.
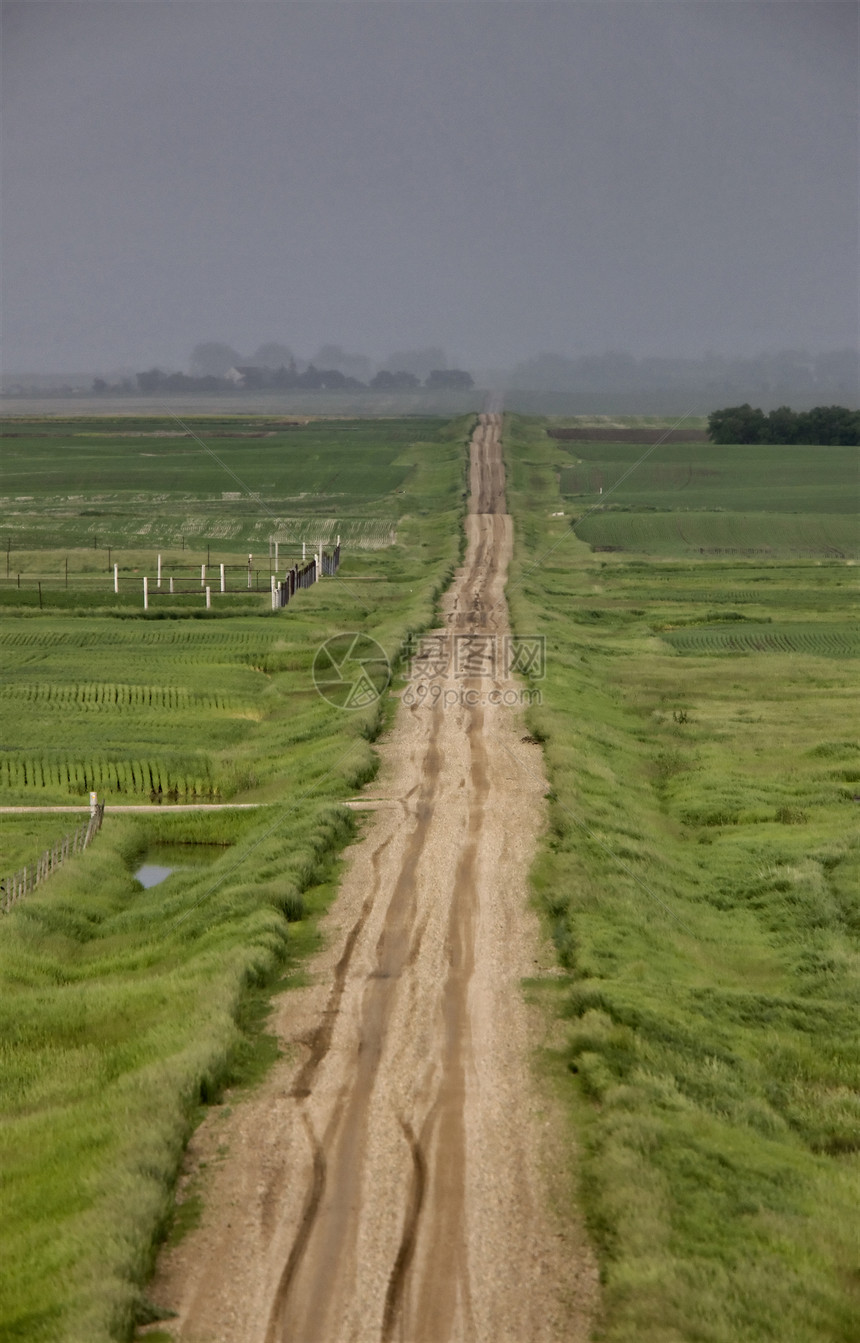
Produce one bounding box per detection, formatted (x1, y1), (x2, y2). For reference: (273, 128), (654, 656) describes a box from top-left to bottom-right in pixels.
(707, 404), (768, 444)
(234, 366), (271, 390)
(709, 403), (859, 445)
(370, 369), (420, 390)
(297, 364), (324, 390)
(91, 378), (108, 394)
(137, 368), (169, 393)
(795, 405), (860, 446)
(272, 363), (300, 389)
(384, 347), (447, 380)
(761, 405), (799, 444)
(189, 342), (242, 377)
(311, 345), (374, 383)
(425, 368), (474, 390)
(251, 342), (295, 369)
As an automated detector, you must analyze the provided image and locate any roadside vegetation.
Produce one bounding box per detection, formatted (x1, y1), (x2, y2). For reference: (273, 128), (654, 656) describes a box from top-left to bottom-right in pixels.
(505, 414), (859, 1342)
(0, 414), (470, 1342)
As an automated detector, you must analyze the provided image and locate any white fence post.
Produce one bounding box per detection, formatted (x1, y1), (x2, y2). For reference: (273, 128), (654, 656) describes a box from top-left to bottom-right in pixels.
(205, 586), (211, 609)
(169, 576), (174, 594)
(201, 563), (206, 587)
(157, 554), (162, 588)
(114, 563), (119, 594)
(220, 563), (225, 593)
(143, 576), (148, 610)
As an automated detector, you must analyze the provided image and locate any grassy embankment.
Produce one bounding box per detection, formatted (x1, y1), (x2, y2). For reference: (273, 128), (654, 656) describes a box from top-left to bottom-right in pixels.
(504, 414), (859, 1342)
(0, 415), (470, 1342)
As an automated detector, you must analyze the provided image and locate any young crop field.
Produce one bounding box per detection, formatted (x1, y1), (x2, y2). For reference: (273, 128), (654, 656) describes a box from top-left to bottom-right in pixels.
(0, 415), (430, 562)
(661, 621), (860, 658)
(0, 413), (471, 1343)
(573, 509), (859, 557)
(505, 414), (860, 1343)
(558, 439), (858, 514)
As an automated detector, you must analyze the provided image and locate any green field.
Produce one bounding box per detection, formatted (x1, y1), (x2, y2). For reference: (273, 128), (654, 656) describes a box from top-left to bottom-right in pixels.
(505, 415), (860, 1342)
(560, 434), (858, 566)
(0, 415), (470, 1342)
(0, 415), (442, 561)
(559, 439), (858, 513)
(574, 510), (858, 557)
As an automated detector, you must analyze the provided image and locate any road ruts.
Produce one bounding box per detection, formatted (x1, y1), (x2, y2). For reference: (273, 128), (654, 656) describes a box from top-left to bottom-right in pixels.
(148, 413), (596, 1343)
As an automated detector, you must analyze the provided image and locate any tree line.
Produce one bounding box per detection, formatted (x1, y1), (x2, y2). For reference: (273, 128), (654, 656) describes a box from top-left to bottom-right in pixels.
(707, 404), (859, 446)
(117, 365), (474, 394)
(87, 341), (473, 395)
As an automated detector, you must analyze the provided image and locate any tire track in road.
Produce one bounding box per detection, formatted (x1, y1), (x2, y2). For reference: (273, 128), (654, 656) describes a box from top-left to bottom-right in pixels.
(264, 706), (446, 1343)
(381, 1118), (427, 1343)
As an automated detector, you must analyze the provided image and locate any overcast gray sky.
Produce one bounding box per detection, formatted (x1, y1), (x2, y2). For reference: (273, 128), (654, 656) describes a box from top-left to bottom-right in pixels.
(2, 0), (857, 373)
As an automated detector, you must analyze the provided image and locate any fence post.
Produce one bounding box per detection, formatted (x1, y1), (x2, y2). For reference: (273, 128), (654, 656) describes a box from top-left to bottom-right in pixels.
(157, 554), (162, 588)
(220, 563), (225, 593)
(170, 576), (174, 594)
(206, 586), (211, 609)
(114, 563), (119, 594)
(201, 563), (206, 588)
(143, 576), (148, 610)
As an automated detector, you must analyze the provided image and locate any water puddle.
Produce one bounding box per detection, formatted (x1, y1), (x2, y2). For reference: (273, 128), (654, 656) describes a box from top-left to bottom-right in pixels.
(135, 863), (174, 889)
(133, 842), (227, 889)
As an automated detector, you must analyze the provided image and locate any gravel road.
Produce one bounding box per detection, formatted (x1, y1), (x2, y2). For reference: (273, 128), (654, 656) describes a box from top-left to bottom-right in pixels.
(146, 414), (597, 1342)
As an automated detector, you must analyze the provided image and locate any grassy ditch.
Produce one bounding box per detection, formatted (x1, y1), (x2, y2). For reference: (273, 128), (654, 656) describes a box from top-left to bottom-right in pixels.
(504, 414), (860, 1343)
(0, 414), (472, 1342)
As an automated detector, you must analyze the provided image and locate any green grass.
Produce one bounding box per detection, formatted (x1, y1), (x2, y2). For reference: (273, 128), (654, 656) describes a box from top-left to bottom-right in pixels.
(0, 415), (441, 557)
(574, 510), (859, 557)
(558, 439), (858, 514)
(0, 413), (471, 1342)
(505, 414), (860, 1342)
(561, 436), (858, 561)
(0, 814), (92, 874)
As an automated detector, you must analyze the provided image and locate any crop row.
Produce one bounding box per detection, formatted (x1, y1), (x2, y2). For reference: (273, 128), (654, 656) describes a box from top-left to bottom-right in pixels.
(0, 754), (215, 796)
(0, 626), (274, 650)
(0, 683), (235, 712)
(664, 624), (859, 657)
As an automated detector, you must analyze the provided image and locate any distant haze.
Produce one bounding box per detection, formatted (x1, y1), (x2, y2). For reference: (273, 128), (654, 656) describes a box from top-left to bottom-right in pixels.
(2, 1), (857, 375)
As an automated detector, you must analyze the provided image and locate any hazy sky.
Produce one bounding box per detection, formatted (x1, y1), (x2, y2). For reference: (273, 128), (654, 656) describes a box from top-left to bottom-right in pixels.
(2, 1), (857, 372)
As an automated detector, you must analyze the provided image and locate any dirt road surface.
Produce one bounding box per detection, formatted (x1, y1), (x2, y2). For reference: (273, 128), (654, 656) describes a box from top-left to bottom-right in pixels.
(147, 414), (597, 1342)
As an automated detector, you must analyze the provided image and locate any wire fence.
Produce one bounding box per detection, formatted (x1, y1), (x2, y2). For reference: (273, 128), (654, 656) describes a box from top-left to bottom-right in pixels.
(1, 804), (105, 914)
(0, 541), (343, 608)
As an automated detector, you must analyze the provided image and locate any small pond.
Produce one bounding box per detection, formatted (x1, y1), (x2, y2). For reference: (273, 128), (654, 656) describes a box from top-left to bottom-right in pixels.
(133, 842), (228, 889)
